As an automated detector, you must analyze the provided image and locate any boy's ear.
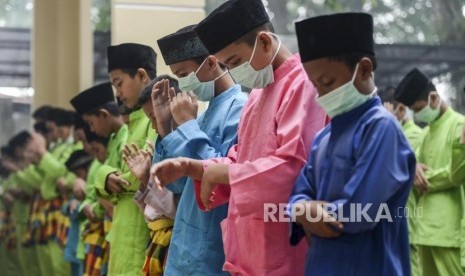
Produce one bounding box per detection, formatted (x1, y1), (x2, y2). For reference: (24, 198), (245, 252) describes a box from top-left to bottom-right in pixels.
(429, 91), (440, 104)
(207, 55), (219, 71)
(359, 57), (373, 81)
(98, 108), (110, 118)
(257, 31), (273, 52)
(136, 68), (149, 82)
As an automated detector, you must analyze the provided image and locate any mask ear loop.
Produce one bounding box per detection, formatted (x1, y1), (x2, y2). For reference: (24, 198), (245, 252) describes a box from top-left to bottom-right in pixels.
(249, 32), (282, 65)
(351, 63), (360, 83)
(248, 35), (260, 63)
(195, 57), (210, 75)
(198, 57), (228, 83)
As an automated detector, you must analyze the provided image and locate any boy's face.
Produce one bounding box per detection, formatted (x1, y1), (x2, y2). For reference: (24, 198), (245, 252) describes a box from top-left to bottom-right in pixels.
(74, 128), (86, 144)
(303, 58), (371, 97)
(46, 121), (59, 142)
(82, 114), (111, 138)
(409, 92), (439, 113)
(141, 100), (158, 132)
(22, 139), (40, 164)
(73, 168), (88, 180)
(170, 60), (200, 79)
(170, 57), (217, 83)
(109, 69), (149, 108)
(57, 126), (71, 141)
(214, 32), (274, 71)
(90, 141), (107, 163)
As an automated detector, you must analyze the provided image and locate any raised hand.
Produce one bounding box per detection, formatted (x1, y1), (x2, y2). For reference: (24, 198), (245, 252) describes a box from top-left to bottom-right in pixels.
(151, 79), (176, 137)
(170, 91), (198, 126)
(122, 143), (152, 187)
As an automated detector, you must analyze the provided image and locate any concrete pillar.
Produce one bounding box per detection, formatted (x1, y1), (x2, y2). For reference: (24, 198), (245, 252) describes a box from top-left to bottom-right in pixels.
(32, 0), (93, 109)
(111, 0), (206, 75)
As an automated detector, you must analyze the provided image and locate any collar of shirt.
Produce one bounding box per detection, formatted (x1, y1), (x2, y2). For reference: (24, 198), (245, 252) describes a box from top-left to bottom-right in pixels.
(331, 97), (381, 127)
(208, 84), (241, 109)
(129, 108), (145, 121)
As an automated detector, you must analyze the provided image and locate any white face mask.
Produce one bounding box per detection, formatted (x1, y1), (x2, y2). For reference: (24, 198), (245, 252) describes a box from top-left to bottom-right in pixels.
(316, 63), (373, 118)
(414, 95), (441, 124)
(229, 32), (282, 89)
(178, 58), (227, 101)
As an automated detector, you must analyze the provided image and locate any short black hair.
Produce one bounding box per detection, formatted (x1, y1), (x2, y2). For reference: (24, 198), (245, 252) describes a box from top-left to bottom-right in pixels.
(84, 102), (120, 117)
(90, 136), (110, 147)
(0, 161), (10, 178)
(34, 122), (49, 135)
(1, 145), (14, 158)
(32, 105), (53, 121)
(122, 68), (157, 80)
(234, 22), (275, 47)
(328, 52), (378, 72)
(137, 74), (181, 106)
(65, 150), (94, 172)
(8, 131), (32, 153)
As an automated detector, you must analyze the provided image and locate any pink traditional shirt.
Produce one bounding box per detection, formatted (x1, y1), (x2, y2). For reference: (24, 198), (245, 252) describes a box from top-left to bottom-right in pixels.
(194, 54), (327, 275)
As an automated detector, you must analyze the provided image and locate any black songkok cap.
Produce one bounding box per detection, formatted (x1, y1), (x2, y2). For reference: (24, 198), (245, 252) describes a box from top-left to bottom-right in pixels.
(107, 43), (157, 75)
(65, 150), (94, 172)
(295, 12), (375, 63)
(55, 110), (75, 126)
(70, 83), (115, 116)
(194, 0), (270, 54)
(394, 68), (436, 106)
(74, 114), (87, 130)
(157, 25), (209, 65)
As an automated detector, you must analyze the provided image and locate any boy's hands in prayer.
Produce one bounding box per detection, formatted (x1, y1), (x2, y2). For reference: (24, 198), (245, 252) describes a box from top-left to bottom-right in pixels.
(123, 142), (153, 187)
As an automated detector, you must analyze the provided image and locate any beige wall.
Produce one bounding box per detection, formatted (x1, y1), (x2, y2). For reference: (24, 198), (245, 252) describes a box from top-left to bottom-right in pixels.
(111, 0), (206, 76)
(32, 0), (206, 110)
(32, 0), (93, 109)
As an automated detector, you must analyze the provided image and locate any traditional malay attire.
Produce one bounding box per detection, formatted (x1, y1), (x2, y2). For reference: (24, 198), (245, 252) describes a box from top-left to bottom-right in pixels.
(153, 25), (247, 275)
(289, 13), (416, 276)
(191, 0), (327, 274)
(395, 68), (465, 276)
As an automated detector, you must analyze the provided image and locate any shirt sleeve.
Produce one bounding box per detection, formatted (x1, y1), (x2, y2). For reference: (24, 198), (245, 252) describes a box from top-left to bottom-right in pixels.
(38, 152), (70, 199)
(133, 189), (149, 214)
(332, 118), (416, 233)
(94, 164), (119, 198)
(222, 84), (324, 218)
(425, 119), (464, 192)
(451, 141), (465, 185)
(158, 98), (244, 196)
(288, 159), (317, 245)
(193, 145), (238, 210)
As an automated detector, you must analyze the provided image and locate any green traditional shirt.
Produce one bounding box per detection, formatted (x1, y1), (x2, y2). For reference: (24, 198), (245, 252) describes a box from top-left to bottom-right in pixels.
(415, 108), (465, 248)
